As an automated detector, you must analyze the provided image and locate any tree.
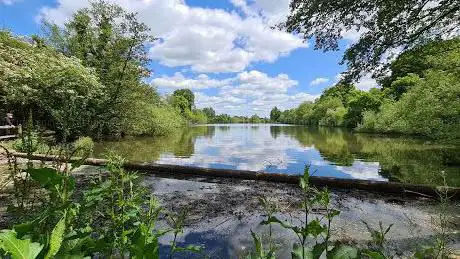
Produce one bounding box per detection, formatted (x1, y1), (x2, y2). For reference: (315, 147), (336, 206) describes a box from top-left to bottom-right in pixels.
(250, 114), (262, 123)
(344, 89), (383, 128)
(202, 107), (216, 119)
(380, 38), (460, 98)
(270, 107), (281, 122)
(359, 70), (460, 139)
(0, 31), (104, 139)
(170, 95), (189, 114)
(285, 0), (460, 82)
(172, 89), (195, 111)
(44, 0), (156, 136)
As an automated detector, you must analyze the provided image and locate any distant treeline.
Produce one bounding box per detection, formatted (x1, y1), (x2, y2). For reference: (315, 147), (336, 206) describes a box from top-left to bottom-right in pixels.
(270, 38), (460, 140)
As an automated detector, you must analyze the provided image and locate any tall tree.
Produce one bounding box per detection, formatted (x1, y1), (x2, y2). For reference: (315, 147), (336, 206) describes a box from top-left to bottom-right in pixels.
(44, 0), (156, 136)
(284, 0), (460, 82)
(270, 107), (281, 122)
(202, 107), (216, 118)
(172, 89), (195, 111)
(0, 31), (104, 139)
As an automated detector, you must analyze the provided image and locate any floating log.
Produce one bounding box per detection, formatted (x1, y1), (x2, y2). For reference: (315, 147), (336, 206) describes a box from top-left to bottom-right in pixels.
(11, 152), (460, 200)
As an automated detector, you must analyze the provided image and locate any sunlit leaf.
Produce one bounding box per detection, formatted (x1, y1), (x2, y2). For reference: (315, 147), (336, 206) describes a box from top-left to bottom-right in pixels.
(0, 230), (43, 259)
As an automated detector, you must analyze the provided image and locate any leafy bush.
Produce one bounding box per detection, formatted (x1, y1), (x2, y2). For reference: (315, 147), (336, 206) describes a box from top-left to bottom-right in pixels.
(123, 103), (185, 137)
(73, 136), (94, 157)
(359, 71), (460, 139)
(12, 132), (48, 153)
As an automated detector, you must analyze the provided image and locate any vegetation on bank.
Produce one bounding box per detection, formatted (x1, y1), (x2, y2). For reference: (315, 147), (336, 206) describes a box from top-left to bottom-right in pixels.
(1, 2), (187, 141)
(270, 38), (460, 140)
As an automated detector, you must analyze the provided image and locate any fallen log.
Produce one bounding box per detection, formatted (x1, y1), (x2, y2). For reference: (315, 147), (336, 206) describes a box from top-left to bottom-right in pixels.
(11, 152), (460, 200)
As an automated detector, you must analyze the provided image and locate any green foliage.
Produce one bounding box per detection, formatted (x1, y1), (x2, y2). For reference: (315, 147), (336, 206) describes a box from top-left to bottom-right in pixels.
(0, 230), (43, 259)
(1, 144), (202, 258)
(344, 89), (383, 128)
(0, 31), (104, 139)
(274, 39), (460, 140)
(13, 132), (43, 154)
(122, 102), (185, 136)
(4, 1), (176, 139)
(172, 89), (195, 111)
(359, 70), (460, 139)
(44, 214), (66, 259)
(202, 107), (216, 119)
(270, 107), (281, 122)
(251, 166), (344, 259)
(381, 38), (460, 92)
(72, 137), (94, 157)
(246, 230), (276, 259)
(285, 0), (460, 81)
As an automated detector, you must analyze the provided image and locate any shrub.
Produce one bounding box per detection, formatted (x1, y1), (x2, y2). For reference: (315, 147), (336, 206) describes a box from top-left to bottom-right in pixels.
(73, 136), (94, 157)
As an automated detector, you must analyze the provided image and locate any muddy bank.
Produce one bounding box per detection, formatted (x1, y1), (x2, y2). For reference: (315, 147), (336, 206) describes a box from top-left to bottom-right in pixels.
(76, 166), (460, 258)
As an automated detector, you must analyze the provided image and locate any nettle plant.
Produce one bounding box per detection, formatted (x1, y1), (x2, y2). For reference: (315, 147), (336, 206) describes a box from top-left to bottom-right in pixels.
(248, 165), (401, 259)
(247, 166), (357, 259)
(0, 130), (203, 258)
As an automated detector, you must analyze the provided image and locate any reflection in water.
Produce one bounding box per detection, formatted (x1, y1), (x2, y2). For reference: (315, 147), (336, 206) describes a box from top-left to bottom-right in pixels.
(94, 124), (460, 186)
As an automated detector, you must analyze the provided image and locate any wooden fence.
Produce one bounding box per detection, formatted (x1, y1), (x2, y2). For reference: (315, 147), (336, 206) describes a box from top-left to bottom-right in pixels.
(0, 125), (22, 140)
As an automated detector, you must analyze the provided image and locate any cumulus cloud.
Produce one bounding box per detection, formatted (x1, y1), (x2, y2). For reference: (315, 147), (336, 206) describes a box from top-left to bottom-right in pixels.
(309, 77), (329, 86)
(152, 70), (318, 116)
(152, 72), (231, 90)
(38, 0), (307, 73)
(1, 0), (20, 4)
(232, 0), (367, 42)
(355, 74), (379, 91)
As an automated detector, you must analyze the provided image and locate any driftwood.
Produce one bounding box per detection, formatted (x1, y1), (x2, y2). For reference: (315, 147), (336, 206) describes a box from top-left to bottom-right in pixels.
(11, 152), (460, 200)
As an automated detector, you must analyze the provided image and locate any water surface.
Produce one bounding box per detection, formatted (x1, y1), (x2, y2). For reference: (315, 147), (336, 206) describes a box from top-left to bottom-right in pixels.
(94, 124), (460, 186)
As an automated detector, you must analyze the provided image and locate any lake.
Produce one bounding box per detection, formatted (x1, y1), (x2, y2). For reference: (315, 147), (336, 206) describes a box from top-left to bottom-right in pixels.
(94, 124), (460, 186)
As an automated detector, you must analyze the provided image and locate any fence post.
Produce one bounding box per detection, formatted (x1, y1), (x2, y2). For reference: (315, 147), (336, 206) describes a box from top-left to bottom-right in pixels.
(17, 124), (22, 136)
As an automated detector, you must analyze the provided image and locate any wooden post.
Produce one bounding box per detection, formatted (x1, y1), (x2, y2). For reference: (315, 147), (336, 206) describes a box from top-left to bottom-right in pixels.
(17, 124), (22, 136)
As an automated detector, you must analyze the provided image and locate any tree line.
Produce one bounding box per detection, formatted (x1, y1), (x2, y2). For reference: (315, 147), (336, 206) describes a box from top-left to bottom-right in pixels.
(271, 38), (460, 140)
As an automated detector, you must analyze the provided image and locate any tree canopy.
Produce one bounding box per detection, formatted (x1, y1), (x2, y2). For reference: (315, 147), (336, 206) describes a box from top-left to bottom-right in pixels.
(0, 31), (104, 139)
(285, 0), (460, 82)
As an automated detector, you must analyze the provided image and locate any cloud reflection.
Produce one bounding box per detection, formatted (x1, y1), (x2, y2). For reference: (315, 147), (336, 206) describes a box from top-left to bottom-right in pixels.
(155, 124), (385, 181)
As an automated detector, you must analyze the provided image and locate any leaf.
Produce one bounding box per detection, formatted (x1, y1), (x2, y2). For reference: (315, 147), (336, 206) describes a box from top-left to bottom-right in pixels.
(13, 222), (34, 237)
(173, 244), (203, 253)
(28, 168), (63, 187)
(45, 213), (66, 259)
(292, 243), (313, 259)
(328, 245), (358, 259)
(0, 230), (43, 259)
(250, 230), (263, 256)
(306, 220), (327, 237)
(312, 242), (326, 259)
(261, 216), (297, 232)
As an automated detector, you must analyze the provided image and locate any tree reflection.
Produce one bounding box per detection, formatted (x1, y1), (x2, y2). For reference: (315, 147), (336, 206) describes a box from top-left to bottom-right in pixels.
(95, 125), (460, 186)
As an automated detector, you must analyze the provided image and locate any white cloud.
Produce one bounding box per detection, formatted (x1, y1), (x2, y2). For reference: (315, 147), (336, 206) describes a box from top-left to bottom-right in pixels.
(1, 0), (20, 4)
(309, 77), (329, 86)
(336, 161), (386, 181)
(152, 70), (318, 116)
(152, 72), (230, 90)
(38, 0), (307, 73)
(356, 74), (379, 91)
(232, 0), (367, 42)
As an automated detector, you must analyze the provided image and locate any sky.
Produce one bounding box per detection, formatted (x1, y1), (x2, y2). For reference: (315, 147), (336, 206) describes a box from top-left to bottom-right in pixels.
(0, 0), (378, 117)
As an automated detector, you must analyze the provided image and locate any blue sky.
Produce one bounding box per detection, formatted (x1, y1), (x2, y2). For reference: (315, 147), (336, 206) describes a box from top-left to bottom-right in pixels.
(1, 0), (376, 116)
